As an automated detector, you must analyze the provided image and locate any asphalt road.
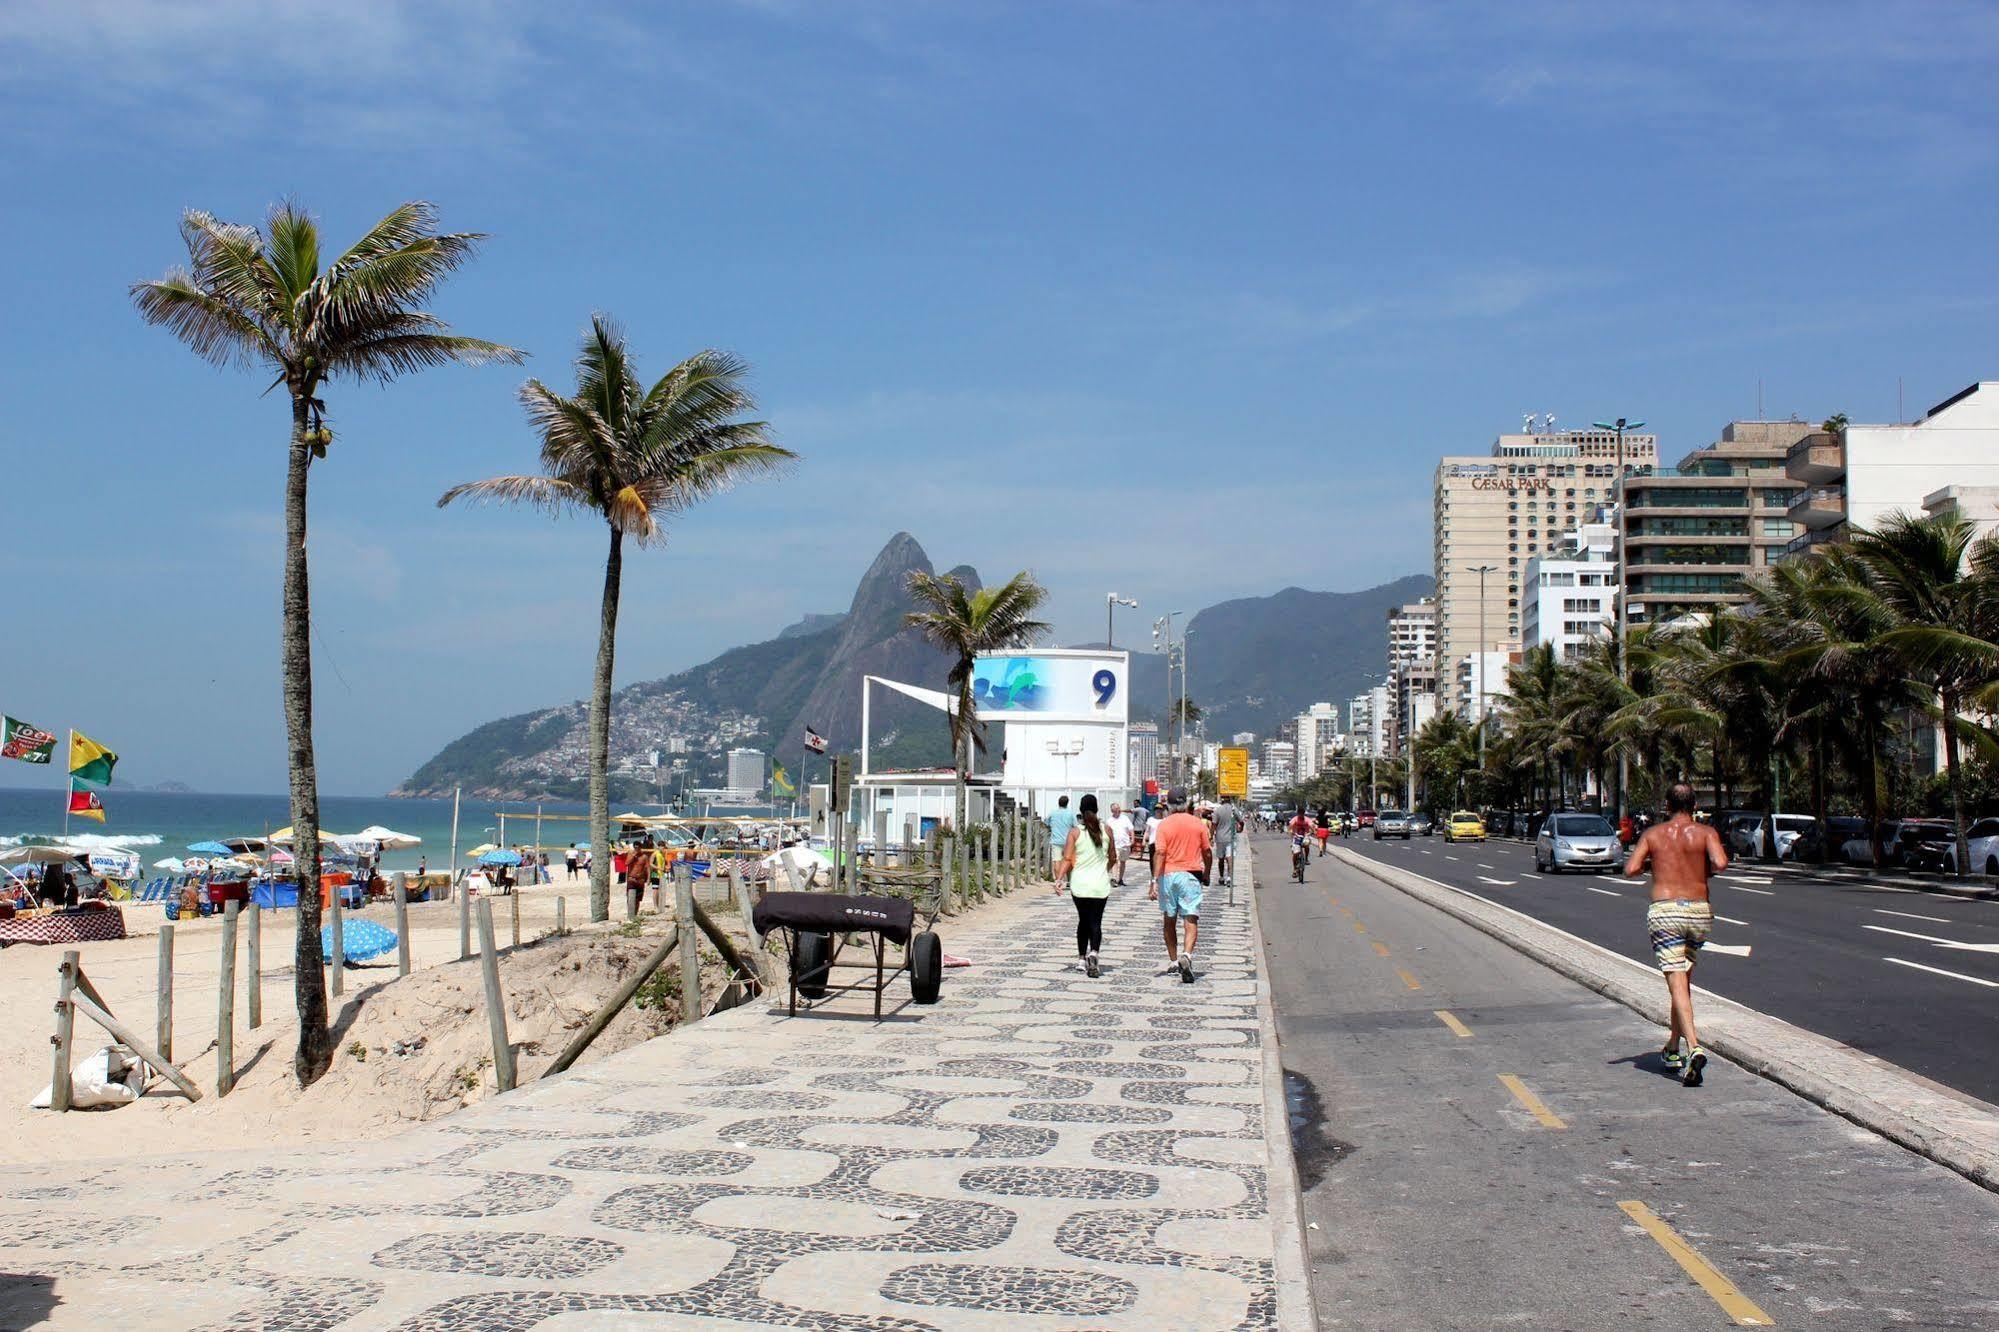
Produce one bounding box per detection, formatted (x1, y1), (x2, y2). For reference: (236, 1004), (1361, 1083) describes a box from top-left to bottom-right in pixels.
(1253, 834), (1999, 1330)
(1332, 828), (1999, 1107)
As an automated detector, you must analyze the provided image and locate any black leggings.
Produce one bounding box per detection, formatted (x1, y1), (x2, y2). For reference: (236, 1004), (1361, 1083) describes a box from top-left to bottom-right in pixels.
(1073, 895), (1107, 956)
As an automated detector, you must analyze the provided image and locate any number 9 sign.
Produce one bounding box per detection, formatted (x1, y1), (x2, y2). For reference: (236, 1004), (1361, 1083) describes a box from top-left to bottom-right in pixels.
(1092, 668), (1117, 707)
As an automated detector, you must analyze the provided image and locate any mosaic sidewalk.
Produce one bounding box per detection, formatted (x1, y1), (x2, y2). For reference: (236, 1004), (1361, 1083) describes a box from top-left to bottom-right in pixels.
(0, 849), (1301, 1330)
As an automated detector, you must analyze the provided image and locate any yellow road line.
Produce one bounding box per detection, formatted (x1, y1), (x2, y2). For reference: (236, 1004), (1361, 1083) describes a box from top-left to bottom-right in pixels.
(1497, 1074), (1565, 1128)
(1396, 968), (1422, 991)
(1370, 940), (1391, 957)
(1433, 1009), (1472, 1038)
(1617, 1201), (1773, 1326)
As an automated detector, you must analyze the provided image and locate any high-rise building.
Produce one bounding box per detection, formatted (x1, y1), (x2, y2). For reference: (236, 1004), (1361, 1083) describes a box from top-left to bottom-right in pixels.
(1623, 420), (1808, 626)
(1456, 652), (1515, 724)
(1391, 662), (1439, 755)
(1128, 722), (1161, 786)
(1787, 383), (1999, 557)
(1386, 598), (1436, 668)
(1261, 740), (1296, 787)
(1291, 702), (1341, 779)
(726, 746), (766, 794)
(1522, 522), (1617, 662)
(1434, 421), (1657, 710)
(1231, 731), (1257, 747)
(1347, 686), (1391, 759)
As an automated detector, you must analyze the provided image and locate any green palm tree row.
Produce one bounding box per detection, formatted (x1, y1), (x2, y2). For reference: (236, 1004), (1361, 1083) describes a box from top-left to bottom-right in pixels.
(1404, 513), (1999, 877)
(136, 202), (790, 1084)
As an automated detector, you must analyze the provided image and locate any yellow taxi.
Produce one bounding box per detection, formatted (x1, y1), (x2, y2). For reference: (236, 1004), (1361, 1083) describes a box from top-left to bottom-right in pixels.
(1442, 811), (1486, 843)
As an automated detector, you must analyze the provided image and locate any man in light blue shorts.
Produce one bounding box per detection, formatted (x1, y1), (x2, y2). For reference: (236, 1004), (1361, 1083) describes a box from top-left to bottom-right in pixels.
(1147, 787), (1213, 982)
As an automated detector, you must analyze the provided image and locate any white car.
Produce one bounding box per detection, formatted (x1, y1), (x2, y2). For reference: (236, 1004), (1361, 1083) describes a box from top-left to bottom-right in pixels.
(1735, 813), (1821, 861)
(1942, 817), (1999, 877)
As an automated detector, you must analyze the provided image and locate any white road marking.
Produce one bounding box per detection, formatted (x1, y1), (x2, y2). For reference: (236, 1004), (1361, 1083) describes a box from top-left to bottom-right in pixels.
(1586, 886), (1621, 897)
(1705, 942), (1753, 957)
(1722, 884), (1775, 896)
(1477, 876), (1517, 886)
(1730, 875), (1775, 885)
(1478, 863), (1496, 869)
(1883, 957), (1999, 988)
(1445, 855), (1460, 862)
(1419, 849), (1434, 855)
(1616, 877), (1647, 885)
(1862, 924), (1999, 954)
(1715, 915), (1749, 926)
(1874, 908), (1952, 924)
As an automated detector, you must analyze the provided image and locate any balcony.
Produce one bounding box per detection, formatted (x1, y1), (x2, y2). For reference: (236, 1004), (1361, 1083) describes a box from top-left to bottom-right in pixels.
(1786, 431), (1844, 484)
(1789, 485), (1847, 530)
(1781, 526), (1843, 560)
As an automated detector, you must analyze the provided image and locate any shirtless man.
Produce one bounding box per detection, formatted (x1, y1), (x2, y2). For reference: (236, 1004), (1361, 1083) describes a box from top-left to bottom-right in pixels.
(1622, 782), (1727, 1086)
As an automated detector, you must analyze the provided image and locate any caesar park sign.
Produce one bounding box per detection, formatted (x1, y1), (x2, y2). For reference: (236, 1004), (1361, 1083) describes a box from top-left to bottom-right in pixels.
(1468, 475), (1554, 492)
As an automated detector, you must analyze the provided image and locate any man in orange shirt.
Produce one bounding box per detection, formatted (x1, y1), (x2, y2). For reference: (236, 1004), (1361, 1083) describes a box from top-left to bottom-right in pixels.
(1148, 786), (1213, 983)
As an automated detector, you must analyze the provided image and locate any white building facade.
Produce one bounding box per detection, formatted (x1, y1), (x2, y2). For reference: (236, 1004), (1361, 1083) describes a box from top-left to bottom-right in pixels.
(1522, 522), (1617, 662)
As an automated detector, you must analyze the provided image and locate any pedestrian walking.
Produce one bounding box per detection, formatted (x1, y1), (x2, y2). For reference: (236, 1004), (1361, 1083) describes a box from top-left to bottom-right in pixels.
(1147, 786), (1212, 982)
(1623, 782), (1727, 1086)
(565, 843), (579, 880)
(1107, 802), (1136, 887)
(1212, 798), (1240, 887)
(1056, 793), (1115, 977)
(623, 839), (653, 918)
(1046, 796), (1077, 873)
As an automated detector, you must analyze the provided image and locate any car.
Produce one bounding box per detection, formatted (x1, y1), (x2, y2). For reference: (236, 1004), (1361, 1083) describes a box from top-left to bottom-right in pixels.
(1717, 810), (1765, 859)
(1356, 809), (1377, 829)
(1891, 819), (1959, 872)
(1942, 817), (1999, 876)
(1534, 812), (1622, 873)
(1409, 812), (1435, 837)
(1443, 811), (1486, 843)
(1374, 810), (1412, 839)
(1823, 816), (1866, 863)
(1730, 813), (1823, 861)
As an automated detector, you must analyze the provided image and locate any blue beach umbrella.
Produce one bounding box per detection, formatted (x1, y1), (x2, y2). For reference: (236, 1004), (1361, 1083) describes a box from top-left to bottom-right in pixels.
(188, 840), (235, 856)
(479, 849), (523, 867)
(323, 918), (399, 965)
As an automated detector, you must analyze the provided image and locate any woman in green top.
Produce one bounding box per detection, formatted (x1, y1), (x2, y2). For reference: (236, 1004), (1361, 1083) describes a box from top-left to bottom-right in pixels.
(1057, 792), (1115, 977)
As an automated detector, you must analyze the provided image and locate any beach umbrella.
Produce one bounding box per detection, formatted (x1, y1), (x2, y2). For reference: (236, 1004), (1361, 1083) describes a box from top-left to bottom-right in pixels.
(188, 840), (235, 856)
(352, 825), (421, 850)
(322, 918), (399, 965)
(153, 857), (189, 873)
(466, 842), (499, 857)
(0, 845), (84, 867)
(760, 845), (833, 885)
(220, 837), (267, 854)
(479, 849), (523, 867)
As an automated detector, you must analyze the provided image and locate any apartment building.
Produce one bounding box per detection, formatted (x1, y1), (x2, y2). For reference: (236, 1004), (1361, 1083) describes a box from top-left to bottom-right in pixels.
(1622, 421), (1808, 626)
(1522, 522), (1617, 662)
(1789, 382), (1999, 555)
(1386, 598), (1436, 667)
(1434, 421), (1656, 710)
(1292, 702), (1341, 779)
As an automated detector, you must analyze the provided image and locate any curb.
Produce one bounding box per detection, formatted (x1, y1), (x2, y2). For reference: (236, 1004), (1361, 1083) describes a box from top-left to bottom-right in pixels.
(1328, 845), (1999, 1195)
(1242, 843), (1320, 1331)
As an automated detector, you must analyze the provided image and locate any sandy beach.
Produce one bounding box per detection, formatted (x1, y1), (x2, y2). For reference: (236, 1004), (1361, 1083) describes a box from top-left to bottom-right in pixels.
(0, 872), (752, 1165)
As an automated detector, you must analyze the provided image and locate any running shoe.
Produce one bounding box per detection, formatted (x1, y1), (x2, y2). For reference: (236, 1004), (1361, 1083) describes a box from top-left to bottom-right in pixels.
(1682, 1047), (1707, 1087)
(1086, 952), (1100, 978)
(1178, 954), (1194, 984)
(1660, 1047), (1685, 1071)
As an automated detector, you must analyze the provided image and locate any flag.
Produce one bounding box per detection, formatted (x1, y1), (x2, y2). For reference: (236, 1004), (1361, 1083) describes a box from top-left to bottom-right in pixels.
(772, 763), (795, 796)
(68, 731), (117, 786)
(804, 726), (828, 753)
(2, 716), (55, 764)
(68, 779), (105, 824)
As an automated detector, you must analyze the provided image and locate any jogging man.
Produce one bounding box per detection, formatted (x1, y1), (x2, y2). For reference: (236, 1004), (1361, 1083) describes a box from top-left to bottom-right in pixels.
(1107, 802), (1136, 887)
(1623, 781), (1727, 1086)
(1212, 798), (1240, 887)
(1148, 786), (1212, 982)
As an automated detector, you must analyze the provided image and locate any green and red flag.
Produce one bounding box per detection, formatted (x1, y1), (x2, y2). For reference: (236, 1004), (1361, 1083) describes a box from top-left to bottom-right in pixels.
(1, 716), (56, 764)
(68, 779), (105, 824)
(68, 730), (117, 786)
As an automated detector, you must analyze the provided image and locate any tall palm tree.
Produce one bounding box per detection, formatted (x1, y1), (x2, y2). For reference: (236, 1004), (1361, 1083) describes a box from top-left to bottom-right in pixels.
(902, 570), (1051, 849)
(133, 202), (519, 1084)
(441, 316), (791, 919)
(1845, 514), (1999, 877)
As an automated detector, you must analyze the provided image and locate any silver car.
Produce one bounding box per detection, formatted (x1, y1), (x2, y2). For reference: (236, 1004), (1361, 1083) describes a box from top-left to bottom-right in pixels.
(1373, 810), (1413, 840)
(1534, 812), (1621, 873)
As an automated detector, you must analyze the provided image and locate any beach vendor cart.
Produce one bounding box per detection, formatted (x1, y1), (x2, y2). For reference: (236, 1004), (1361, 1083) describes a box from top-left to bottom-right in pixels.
(751, 870), (945, 1018)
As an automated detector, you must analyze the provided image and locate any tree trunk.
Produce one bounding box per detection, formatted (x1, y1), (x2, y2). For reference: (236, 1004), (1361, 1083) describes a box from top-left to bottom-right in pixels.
(284, 395), (331, 1085)
(1863, 709), (1884, 870)
(587, 526), (624, 922)
(1941, 689), (1970, 878)
(1811, 724), (1829, 865)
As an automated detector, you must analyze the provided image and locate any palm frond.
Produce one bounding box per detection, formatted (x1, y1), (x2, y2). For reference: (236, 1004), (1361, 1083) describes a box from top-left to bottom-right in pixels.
(323, 332), (523, 384)
(129, 273), (273, 369)
(437, 474), (592, 515)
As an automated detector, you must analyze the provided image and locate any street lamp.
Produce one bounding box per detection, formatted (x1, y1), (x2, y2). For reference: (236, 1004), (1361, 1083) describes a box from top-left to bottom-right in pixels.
(1153, 612), (1183, 783)
(1591, 416), (1645, 822)
(1467, 564), (1498, 767)
(1106, 593), (1138, 649)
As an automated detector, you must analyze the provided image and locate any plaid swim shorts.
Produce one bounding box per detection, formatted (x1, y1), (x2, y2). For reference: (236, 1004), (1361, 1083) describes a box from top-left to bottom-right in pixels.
(1647, 899), (1712, 974)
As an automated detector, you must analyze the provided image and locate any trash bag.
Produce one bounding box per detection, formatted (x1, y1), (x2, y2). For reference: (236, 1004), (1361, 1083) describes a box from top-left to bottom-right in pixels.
(32, 1045), (148, 1110)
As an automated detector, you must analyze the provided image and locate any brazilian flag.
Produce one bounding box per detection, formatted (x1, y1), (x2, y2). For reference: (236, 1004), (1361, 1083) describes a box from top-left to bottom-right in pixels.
(772, 762), (795, 797)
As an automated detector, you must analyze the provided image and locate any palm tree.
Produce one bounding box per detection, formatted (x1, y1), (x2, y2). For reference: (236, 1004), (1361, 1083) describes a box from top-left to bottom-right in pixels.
(902, 570), (1051, 865)
(441, 316), (791, 919)
(133, 202), (519, 1084)
(1844, 514), (1999, 877)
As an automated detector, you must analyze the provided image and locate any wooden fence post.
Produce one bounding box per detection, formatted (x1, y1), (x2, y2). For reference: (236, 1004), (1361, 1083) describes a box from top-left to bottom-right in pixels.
(676, 870), (700, 1023)
(459, 873), (471, 961)
(327, 881), (344, 999)
(511, 888), (521, 949)
(217, 901), (238, 1097)
(556, 896), (567, 938)
(50, 950), (79, 1113)
(156, 925), (175, 1061)
(475, 898), (515, 1093)
(542, 932), (676, 1078)
(393, 872), (411, 978)
(246, 902), (261, 1030)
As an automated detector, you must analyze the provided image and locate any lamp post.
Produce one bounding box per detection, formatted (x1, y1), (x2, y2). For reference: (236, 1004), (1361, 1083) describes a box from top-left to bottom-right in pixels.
(1590, 417), (1645, 822)
(1106, 593), (1138, 649)
(1153, 612), (1182, 784)
(1178, 614), (1192, 788)
(1467, 564), (1498, 767)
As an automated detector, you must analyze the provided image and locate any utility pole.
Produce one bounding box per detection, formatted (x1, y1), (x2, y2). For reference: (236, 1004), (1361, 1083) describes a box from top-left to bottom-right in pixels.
(1178, 615), (1191, 789)
(1468, 565), (1498, 768)
(1591, 416), (1644, 823)
(1106, 593), (1137, 650)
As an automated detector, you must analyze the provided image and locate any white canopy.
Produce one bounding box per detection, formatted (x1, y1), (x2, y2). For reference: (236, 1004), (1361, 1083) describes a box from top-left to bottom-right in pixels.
(351, 825), (421, 850)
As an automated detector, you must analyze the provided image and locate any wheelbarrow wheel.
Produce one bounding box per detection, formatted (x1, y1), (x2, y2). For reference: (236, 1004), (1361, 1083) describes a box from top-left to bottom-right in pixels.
(909, 930), (943, 1004)
(793, 931), (833, 999)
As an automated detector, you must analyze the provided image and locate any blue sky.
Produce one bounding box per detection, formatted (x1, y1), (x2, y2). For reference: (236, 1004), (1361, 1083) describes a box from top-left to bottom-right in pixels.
(3, 1), (1996, 795)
